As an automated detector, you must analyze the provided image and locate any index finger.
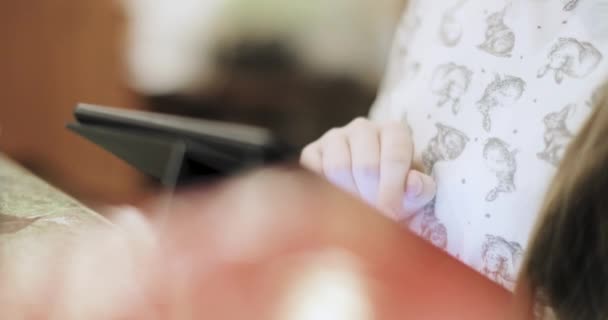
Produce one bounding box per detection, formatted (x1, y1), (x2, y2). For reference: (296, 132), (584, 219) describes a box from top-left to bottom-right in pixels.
(377, 122), (414, 219)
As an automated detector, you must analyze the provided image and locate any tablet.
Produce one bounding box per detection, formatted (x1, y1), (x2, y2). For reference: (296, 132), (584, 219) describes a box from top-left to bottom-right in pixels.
(68, 103), (296, 185)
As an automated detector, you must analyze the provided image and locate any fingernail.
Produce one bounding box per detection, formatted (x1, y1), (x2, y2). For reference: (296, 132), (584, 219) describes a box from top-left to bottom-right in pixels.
(406, 174), (423, 199)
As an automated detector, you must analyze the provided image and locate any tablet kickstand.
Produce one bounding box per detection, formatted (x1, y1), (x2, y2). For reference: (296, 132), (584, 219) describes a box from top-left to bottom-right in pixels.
(155, 140), (186, 227)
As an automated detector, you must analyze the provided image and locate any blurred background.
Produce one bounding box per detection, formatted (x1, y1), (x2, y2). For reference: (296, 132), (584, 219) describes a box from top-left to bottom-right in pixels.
(0, 0), (405, 208)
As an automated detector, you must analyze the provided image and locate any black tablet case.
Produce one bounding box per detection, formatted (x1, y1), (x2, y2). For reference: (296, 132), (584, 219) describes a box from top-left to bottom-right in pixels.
(68, 103), (295, 186)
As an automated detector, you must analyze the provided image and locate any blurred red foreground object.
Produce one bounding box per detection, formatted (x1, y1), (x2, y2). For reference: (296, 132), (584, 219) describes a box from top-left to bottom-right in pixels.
(0, 167), (516, 319)
(143, 166), (514, 320)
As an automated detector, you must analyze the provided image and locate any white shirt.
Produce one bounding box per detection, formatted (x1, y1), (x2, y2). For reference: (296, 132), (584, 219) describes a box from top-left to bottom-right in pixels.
(371, 0), (608, 289)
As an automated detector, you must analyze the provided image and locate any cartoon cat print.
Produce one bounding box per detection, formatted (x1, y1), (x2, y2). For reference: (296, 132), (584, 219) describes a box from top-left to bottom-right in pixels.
(481, 235), (523, 290)
(563, 0), (580, 11)
(439, 0), (469, 47)
(484, 138), (518, 202)
(538, 38), (603, 84)
(407, 199), (448, 250)
(477, 75), (526, 132)
(537, 105), (575, 167)
(431, 63), (473, 114)
(421, 123), (470, 172)
(478, 5), (515, 58)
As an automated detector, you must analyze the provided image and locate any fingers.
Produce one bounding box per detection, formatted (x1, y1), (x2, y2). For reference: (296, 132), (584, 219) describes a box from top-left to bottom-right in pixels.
(299, 118), (435, 221)
(300, 118), (379, 197)
(401, 170), (437, 218)
(320, 130), (358, 194)
(347, 119), (380, 205)
(377, 121), (414, 219)
(300, 143), (323, 173)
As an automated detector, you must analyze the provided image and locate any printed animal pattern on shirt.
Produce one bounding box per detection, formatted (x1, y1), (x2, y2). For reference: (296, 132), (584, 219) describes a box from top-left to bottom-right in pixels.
(481, 234), (523, 290)
(538, 38), (603, 84)
(483, 138), (518, 202)
(439, 0), (469, 47)
(478, 5), (515, 58)
(477, 74), (526, 131)
(368, 0), (608, 290)
(407, 199), (448, 249)
(563, 0), (580, 11)
(421, 123), (470, 172)
(537, 105), (575, 166)
(431, 63), (473, 114)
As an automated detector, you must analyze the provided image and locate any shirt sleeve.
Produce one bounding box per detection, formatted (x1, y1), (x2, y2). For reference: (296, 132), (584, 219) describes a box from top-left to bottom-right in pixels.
(370, 0), (420, 119)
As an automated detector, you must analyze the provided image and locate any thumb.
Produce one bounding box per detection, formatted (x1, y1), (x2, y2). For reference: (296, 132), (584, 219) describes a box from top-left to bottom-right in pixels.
(398, 171), (437, 220)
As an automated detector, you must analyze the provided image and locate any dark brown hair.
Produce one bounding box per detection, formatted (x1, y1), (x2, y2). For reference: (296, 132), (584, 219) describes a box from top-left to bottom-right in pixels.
(522, 86), (608, 319)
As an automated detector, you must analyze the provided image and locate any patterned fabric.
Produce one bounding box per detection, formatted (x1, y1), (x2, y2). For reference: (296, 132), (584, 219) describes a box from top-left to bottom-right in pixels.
(371, 0), (608, 289)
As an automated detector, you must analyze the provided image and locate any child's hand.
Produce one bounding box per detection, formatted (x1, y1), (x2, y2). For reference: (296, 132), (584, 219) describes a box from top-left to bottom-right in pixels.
(300, 118), (436, 220)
